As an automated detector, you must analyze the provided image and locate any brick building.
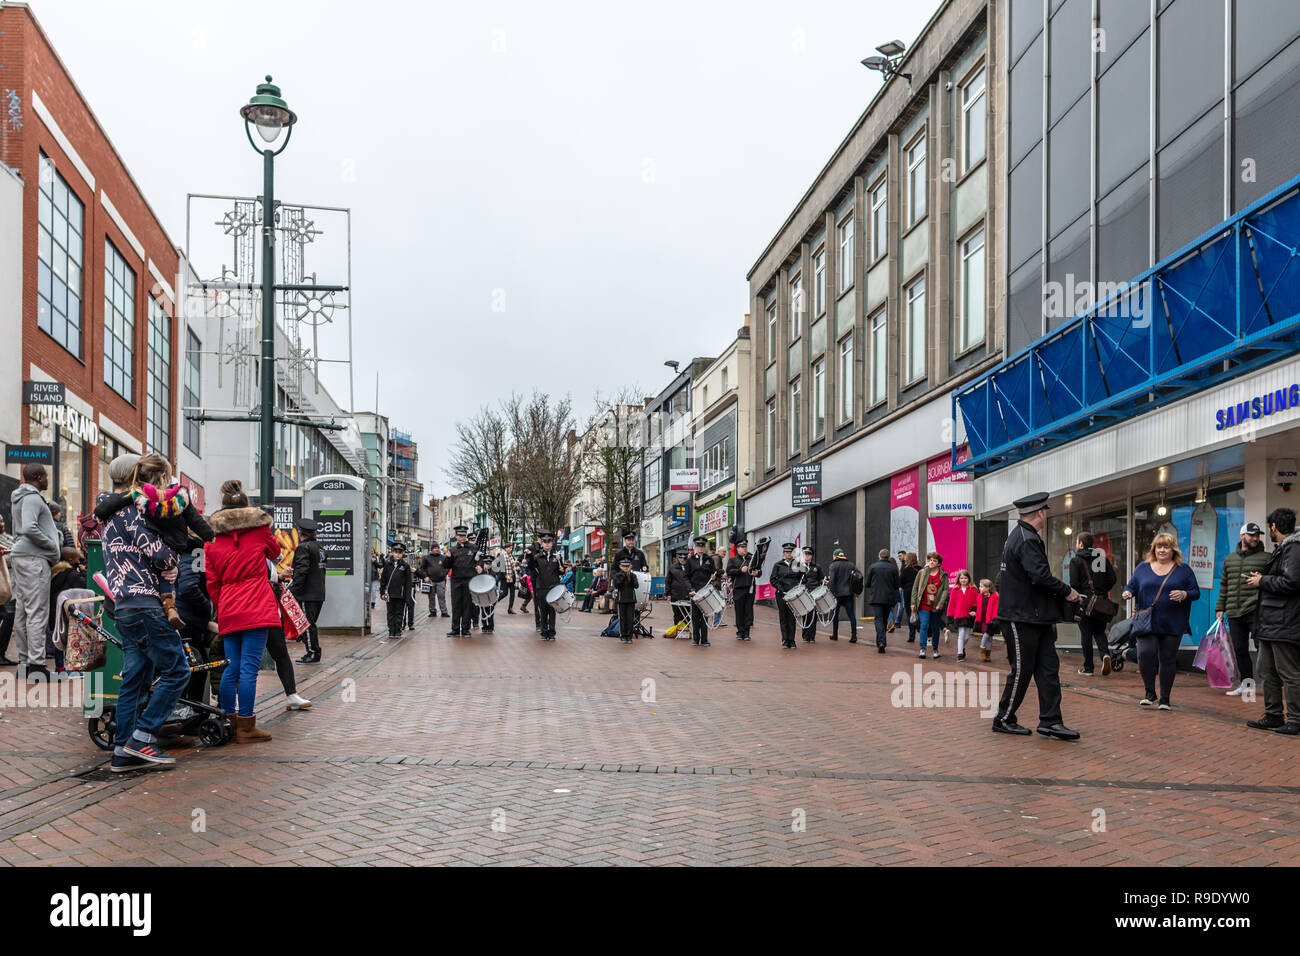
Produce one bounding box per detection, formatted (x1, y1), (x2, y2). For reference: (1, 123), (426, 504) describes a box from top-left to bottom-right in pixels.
(0, 1), (181, 523)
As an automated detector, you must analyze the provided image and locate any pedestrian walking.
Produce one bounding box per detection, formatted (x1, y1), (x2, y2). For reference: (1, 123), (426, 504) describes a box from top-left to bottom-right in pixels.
(291, 517), (326, 663)
(1217, 522), (1268, 698)
(991, 491), (1083, 740)
(887, 549), (907, 632)
(420, 543), (449, 617)
(266, 560), (312, 711)
(9, 463), (61, 681)
(101, 465), (187, 771)
(725, 539), (759, 641)
(899, 553), (919, 643)
(1244, 508), (1300, 735)
(948, 570), (979, 661)
(205, 479), (281, 743)
(1069, 533), (1118, 676)
(911, 552), (949, 660)
(863, 549), (897, 650)
(1122, 532), (1199, 710)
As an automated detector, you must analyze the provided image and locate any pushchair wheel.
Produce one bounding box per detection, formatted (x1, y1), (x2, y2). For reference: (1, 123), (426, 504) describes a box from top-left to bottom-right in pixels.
(1111, 656), (1124, 671)
(198, 716), (229, 748)
(88, 707), (117, 751)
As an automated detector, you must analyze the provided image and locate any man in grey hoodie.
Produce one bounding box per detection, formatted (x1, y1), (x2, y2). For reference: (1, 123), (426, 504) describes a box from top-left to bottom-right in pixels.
(9, 464), (61, 680)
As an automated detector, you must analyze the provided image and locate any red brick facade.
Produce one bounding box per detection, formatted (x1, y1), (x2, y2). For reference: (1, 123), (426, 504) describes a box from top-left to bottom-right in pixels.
(1, 4), (180, 507)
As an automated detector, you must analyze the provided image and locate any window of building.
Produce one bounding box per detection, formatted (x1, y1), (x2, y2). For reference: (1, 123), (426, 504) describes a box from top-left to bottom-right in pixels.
(870, 177), (888, 262)
(871, 308), (887, 406)
(789, 377), (802, 456)
(789, 272), (804, 334)
(702, 385), (709, 407)
(812, 359), (825, 441)
(838, 216), (854, 292)
(765, 399), (776, 469)
(838, 336), (853, 423)
(906, 132), (927, 225)
(959, 228), (986, 352)
(643, 457), (662, 500)
(767, 304), (778, 364)
(184, 329), (202, 454)
(146, 297), (170, 455)
(962, 65), (987, 172)
(721, 366), (729, 392)
(904, 276), (927, 385)
(701, 436), (733, 488)
(37, 153), (85, 357)
(813, 246), (826, 315)
(104, 241), (136, 401)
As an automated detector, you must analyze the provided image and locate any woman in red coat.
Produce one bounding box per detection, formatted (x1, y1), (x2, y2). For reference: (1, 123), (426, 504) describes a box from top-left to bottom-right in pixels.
(205, 479), (281, 743)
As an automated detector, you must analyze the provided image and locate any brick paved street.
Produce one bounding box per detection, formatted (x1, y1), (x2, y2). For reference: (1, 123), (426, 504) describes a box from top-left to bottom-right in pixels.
(1, 602), (1298, 866)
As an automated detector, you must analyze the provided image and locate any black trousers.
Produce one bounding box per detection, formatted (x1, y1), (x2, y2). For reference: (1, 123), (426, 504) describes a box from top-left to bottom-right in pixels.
(692, 604), (709, 643)
(996, 621), (1063, 725)
(264, 625), (297, 695)
(733, 589), (754, 637)
(1228, 614), (1254, 680)
(300, 599), (323, 656)
(502, 581), (516, 612)
(385, 597), (404, 636)
(618, 602), (636, 640)
(539, 601), (556, 637)
(834, 597), (858, 641)
(1078, 614), (1109, 671)
(405, 591), (415, 628)
(533, 589), (543, 629)
(800, 605), (816, 642)
(871, 603), (891, 646)
(0, 600), (15, 658)
(450, 580), (473, 634)
(777, 598), (797, 646)
(1137, 632), (1180, 701)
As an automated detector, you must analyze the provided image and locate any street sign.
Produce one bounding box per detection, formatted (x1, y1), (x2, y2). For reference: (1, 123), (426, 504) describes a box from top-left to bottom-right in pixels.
(669, 468), (700, 491)
(791, 462), (822, 507)
(5, 444), (54, 465)
(23, 381), (65, 405)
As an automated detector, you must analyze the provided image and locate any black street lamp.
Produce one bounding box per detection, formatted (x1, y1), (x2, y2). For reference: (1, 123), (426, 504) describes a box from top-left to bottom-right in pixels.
(240, 75), (298, 505)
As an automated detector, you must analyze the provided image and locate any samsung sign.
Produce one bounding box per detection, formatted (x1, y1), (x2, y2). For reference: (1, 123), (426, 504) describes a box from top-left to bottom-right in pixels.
(1215, 383), (1300, 430)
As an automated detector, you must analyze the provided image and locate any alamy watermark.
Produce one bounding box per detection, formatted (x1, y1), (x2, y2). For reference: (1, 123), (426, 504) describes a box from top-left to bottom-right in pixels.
(1043, 274), (1152, 329)
(890, 665), (1001, 717)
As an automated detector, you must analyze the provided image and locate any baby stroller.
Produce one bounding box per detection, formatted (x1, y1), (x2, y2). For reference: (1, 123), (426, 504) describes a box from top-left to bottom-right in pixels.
(1106, 616), (1134, 671)
(68, 601), (235, 751)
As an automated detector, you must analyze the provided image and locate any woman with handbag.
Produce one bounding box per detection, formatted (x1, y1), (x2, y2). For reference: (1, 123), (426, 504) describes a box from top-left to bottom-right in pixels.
(1069, 532), (1118, 676)
(1122, 532), (1200, 710)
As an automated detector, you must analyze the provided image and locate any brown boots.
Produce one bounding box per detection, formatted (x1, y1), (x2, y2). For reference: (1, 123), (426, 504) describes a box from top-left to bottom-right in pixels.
(233, 714), (271, 743)
(160, 592), (184, 630)
(979, 646), (991, 662)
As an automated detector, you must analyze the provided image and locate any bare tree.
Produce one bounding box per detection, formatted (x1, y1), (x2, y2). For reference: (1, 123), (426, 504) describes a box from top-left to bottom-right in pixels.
(582, 389), (644, 569)
(445, 405), (515, 547)
(508, 391), (582, 535)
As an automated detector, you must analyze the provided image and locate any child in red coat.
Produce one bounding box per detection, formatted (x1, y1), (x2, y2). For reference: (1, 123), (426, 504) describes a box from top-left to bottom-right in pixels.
(948, 570), (980, 660)
(204, 479), (281, 743)
(973, 578), (1001, 662)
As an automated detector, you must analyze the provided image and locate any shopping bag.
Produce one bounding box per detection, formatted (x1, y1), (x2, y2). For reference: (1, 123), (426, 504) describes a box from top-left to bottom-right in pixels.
(65, 610), (107, 672)
(1194, 620), (1239, 689)
(279, 588), (310, 643)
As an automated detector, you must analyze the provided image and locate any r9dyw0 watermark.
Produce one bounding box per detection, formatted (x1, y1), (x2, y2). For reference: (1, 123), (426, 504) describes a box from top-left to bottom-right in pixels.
(890, 665), (1001, 718)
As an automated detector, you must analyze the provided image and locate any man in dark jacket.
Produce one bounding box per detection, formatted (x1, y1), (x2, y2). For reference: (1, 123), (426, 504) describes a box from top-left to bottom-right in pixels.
(864, 549), (899, 651)
(379, 543), (413, 640)
(725, 539), (759, 641)
(1217, 522), (1269, 697)
(992, 492), (1081, 740)
(291, 518), (326, 663)
(1068, 532), (1117, 677)
(530, 533), (565, 640)
(1245, 508), (1300, 734)
(685, 536), (718, 647)
(770, 542), (802, 649)
(420, 543), (449, 617)
(612, 558), (640, 644)
(444, 527), (484, 638)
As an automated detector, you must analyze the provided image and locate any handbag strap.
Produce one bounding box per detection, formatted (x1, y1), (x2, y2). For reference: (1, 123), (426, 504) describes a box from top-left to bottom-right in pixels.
(1143, 568), (1171, 610)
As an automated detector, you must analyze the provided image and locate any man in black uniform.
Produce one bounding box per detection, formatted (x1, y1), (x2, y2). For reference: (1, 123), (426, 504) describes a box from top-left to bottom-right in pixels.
(770, 542), (802, 649)
(612, 558), (640, 644)
(613, 530), (649, 575)
(725, 538), (759, 641)
(419, 544), (448, 617)
(799, 546), (824, 644)
(530, 532), (564, 641)
(684, 536), (717, 647)
(444, 526), (484, 638)
(993, 491), (1083, 739)
(290, 517), (326, 663)
(379, 543), (413, 640)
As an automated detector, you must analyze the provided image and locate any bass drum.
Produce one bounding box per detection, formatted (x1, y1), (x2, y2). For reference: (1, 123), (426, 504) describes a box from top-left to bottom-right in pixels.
(546, 585), (575, 613)
(469, 574), (499, 608)
(810, 584), (837, 616)
(783, 583), (815, 617)
(633, 571), (653, 611)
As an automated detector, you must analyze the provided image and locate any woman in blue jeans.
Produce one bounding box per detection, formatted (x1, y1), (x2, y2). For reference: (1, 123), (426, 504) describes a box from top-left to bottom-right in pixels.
(205, 480), (283, 743)
(1123, 532), (1200, 710)
(911, 552), (949, 660)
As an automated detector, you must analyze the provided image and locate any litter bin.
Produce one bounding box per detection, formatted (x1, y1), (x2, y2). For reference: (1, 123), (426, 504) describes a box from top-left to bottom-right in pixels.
(82, 539), (124, 749)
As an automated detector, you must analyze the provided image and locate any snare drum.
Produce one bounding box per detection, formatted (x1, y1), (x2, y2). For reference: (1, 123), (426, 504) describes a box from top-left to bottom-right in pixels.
(810, 584), (836, 616)
(546, 585), (575, 613)
(692, 583), (725, 616)
(783, 583), (815, 616)
(469, 574), (499, 609)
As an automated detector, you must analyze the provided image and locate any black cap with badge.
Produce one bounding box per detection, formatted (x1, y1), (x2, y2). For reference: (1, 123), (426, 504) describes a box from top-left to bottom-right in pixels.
(1013, 492), (1051, 516)
(453, 525), (469, 534)
(782, 542), (795, 552)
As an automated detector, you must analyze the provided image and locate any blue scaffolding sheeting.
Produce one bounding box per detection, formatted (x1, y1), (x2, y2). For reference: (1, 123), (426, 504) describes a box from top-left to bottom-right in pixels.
(956, 174), (1300, 474)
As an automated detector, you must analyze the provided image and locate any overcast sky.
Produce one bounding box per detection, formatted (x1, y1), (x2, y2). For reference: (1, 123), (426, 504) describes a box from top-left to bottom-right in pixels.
(31, 0), (934, 496)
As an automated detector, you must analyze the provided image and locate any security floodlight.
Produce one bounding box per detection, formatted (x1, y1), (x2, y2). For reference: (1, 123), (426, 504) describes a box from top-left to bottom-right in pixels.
(876, 40), (905, 57)
(861, 56), (887, 69)
(664, 360), (680, 372)
(862, 41), (911, 84)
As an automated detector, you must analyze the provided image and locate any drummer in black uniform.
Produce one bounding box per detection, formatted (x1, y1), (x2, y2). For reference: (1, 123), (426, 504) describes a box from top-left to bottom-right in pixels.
(770, 542), (802, 649)
(685, 536), (718, 647)
(612, 558), (640, 644)
(530, 532), (565, 641)
(444, 525), (484, 638)
(799, 546), (824, 644)
(613, 530), (649, 575)
(378, 543), (412, 641)
(725, 538), (758, 641)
